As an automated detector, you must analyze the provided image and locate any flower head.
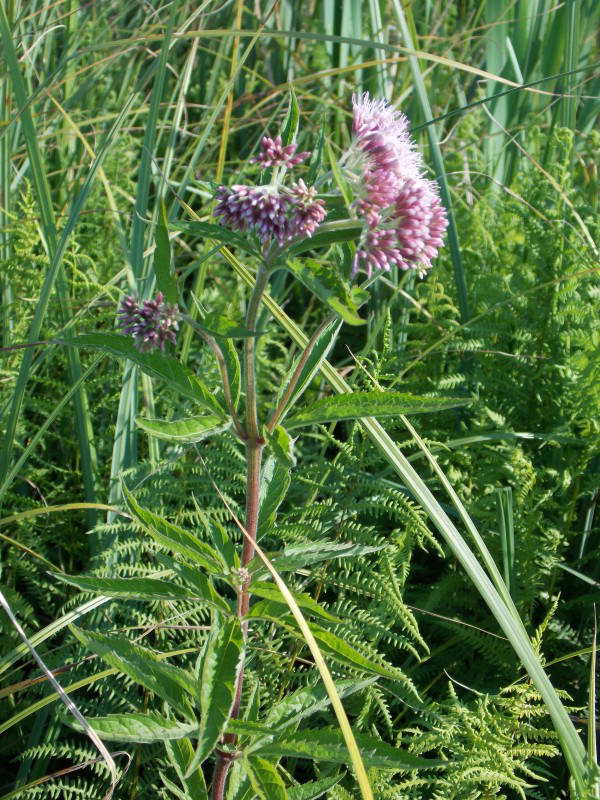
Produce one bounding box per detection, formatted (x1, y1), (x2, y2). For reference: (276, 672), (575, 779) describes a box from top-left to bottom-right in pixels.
(251, 135), (310, 168)
(214, 184), (291, 245)
(287, 180), (327, 239)
(344, 93), (448, 277)
(118, 292), (179, 353)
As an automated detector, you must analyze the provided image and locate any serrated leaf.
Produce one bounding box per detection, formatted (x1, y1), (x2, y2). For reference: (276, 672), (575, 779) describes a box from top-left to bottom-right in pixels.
(123, 485), (225, 574)
(225, 719), (277, 737)
(69, 712), (196, 743)
(69, 333), (225, 417)
(71, 627), (195, 719)
(175, 220), (260, 256)
(281, 88), (299, 147)
(160, 773), (191, 800)
(275, 317), (342, 418)
(248, 582), (341, 622)
(287, 775), (343, 800)
(250, 540), (385, 577)
(287, 220), (362, 259)
(286, 257), (367, 325)
(253, 728), (441, 769)
(155, 553), (231, 614)
(245, 756), (288, 800)
(195, 506), (239, 569)
(187, 618), (245, 774)
(264, 425), (296, 468)
(154, 198), (178, 304)
(55, 573), (198, 601)
(165, 737), (209, 800)
(136, 414), (230, 443)
(286, 391), (470, 429)
(257, 457), (291, 537)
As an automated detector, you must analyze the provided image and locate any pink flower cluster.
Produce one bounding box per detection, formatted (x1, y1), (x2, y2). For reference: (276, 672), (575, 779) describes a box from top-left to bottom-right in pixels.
(215, 134), (326, 246)
(251, 135), (310, 168)
(118, 292), (179, 353)
(348, 93), (448, 276)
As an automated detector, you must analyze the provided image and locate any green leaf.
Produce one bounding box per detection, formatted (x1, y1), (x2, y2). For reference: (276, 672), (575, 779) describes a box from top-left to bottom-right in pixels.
(175, 220), (260, 256)
(191, 312), (264, 340)
(286, 220), (362, 259)
(248, 582), (341, 623)
(154, 199), (178, 304)
(264, 426), (296, 468)
(55, 573), (198, 602)
(187, 618), (245, 774)
(69, 712), (196, 743)
(160, 773), (192, 800)
(253, 728), (441, 769)
(250, 540), (385, 577)
(136, 415), (230, 444)
(123, 485), (225, 574)
(69, 333), (226, 417)
(245, 756), (288, 800)
(281, 88), (300, 147)
(275, 317), (342, 417)
(326, 139), (352, 207)
(155, 553), (231, 614)
(286, 257), (368, 326)
(287, 776), (343, 800)
(71, 627), (195, 719)
(226, 719), (278, 738)
(257, 457), (291, 537)
(165, 738), (209, 800)
(286, 391), (470, 429)
(195, 507), (239, 569)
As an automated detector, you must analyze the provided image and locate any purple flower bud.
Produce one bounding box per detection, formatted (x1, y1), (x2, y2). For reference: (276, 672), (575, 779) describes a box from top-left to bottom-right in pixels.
(251, 135), (311, 168)
(214, 184), (292, 244)
(287, 180), (327, 239)
(117, 292), (180, 353)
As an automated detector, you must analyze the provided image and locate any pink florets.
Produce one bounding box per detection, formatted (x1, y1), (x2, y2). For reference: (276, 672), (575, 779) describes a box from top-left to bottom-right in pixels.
(251, 135), (310, 168)
(347, 92), (448, 277)
(118, 292), (180, 353)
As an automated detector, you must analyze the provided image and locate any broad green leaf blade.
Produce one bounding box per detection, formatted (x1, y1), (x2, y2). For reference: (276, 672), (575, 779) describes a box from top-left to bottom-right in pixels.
(286, 391), (469, 429)
(154, 199), (178, 304)
(69, 712), (196, 743)
(55, 574), (197, 601)
(245, 756), (288, 800)
(253, 729), (440, 769)
(225, 720), (278, 738)
(123, 484), (225, 573)
(264, 426), (296, 468)
(71, 627), (195, 719)
(165, 737), (209, 800)
(137, 415), (230, 443)
(250, 541), (385, 578)
(70, 333), (226, 417)
(257, 457), (291, 537)
(287, 775), (343, 800)
(281, 87), (300, 147)
(286, 257), (368, 326)
(275, 317), (342, 418)
(248, 583), (341, 623)
(187, 618), (245, 774)
(286, 220), (362, 258)
(175, 220), (260, 256)
(155, 554), (231, 614)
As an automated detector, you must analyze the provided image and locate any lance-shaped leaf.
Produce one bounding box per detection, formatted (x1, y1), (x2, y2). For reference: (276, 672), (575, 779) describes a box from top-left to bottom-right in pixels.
(123, 484), (225, 574)
(249, 540), (385, 578)
(286, 391), (470, 429)
(55, 573), (198, 602)
(165, 737), (209, 800)
(71, 627), (195, 720)
(245, 756), (288, 800)
(155, 553), (231, 614)
(69, 333), (226, 417)
(186, 618), (245, 775)
(275, 317), (342, 418)
(69, 712), (196, 743)
(264, 426), (296, 468)
(286, 220), (363, 258)
(175, 220), (260, 256)
(281, 87), (300, 147)
(252, 728), (442, 769)
(288, 775), (343, 800)
(286, 257), (368, 325)
(248, 582), (341, 623)
(154, 198), (178, 304)
(257, 457), (291, 537)
(136, 414), (230, 444)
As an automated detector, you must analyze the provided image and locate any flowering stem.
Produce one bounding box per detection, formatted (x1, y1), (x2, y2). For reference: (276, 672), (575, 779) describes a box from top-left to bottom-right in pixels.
(266, 314), (335, 434)
(211, 264), (271, 800)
